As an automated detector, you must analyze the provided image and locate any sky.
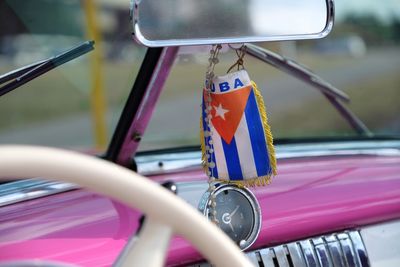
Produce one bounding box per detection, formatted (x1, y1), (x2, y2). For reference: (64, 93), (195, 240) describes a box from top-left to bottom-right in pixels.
(250, 0), (400, 35)
(250, 0), (328, 35)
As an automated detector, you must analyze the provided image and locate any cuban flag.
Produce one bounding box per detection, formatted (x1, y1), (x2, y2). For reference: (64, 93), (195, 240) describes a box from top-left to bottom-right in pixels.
(201, 70), (276, 186)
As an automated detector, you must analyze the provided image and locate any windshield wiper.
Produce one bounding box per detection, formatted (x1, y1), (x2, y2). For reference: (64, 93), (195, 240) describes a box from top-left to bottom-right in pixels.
(245, 43), (372, 137)
(0, 40), (94, 97)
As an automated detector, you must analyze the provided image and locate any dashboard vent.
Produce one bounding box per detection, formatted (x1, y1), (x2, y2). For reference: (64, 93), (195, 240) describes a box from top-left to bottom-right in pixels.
(192, 230), (370, 267)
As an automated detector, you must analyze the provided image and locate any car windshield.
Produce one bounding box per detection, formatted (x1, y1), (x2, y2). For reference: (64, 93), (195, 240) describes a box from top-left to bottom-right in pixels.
(139, 0), (400, 151)
(0, 0), (146, 152)
(0, 1), (399, 153)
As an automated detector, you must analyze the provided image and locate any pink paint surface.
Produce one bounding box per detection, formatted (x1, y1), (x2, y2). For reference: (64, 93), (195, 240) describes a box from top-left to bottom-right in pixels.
(0, 155), (400, 266)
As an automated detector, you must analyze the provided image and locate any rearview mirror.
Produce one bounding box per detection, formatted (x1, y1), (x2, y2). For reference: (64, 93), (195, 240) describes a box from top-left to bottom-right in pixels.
(132, 0), (334, 47)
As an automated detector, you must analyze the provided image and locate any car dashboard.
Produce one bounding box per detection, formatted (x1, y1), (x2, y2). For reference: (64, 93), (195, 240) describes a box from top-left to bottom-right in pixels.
(0, 140), (400, 266)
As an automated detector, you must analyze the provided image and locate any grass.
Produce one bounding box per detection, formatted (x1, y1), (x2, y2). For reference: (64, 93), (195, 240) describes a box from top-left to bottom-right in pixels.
(345, 73), (400, 133)
(0, 48), (398, 150)
(145, 71), (400, 149)
(0, 62), (138, 129)
(269, 72), (400, 137)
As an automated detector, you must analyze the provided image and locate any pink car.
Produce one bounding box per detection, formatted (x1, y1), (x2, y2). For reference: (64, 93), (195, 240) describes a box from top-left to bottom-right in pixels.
(0, 0), (399, 266)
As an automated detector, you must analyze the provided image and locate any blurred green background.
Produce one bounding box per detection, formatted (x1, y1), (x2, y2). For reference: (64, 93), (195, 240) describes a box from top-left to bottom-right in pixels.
(0, 0), (399, 151)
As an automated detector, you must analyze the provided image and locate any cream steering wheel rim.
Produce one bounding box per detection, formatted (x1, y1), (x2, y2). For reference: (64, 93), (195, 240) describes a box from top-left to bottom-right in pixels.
(0, 146), (253, 267)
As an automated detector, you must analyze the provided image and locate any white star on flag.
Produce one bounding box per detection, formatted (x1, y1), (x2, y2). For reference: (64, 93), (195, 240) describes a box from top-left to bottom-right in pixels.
(214, 103), (229, 120)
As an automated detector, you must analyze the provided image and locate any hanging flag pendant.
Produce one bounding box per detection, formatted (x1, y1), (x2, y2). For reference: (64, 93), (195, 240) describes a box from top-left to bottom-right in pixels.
(201, 69), (276, 186)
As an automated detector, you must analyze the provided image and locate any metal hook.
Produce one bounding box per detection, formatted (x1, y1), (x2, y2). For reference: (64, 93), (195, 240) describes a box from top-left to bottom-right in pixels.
(227, 44), (247, 73)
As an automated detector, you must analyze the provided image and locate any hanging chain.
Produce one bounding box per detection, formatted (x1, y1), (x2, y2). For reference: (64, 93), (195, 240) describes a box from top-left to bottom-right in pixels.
(204, 44), (222, 224)
(227, 44), (246, 73)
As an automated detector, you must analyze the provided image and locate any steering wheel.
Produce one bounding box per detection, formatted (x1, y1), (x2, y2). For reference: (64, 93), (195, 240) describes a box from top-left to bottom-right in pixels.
(0, 146), (253, 267)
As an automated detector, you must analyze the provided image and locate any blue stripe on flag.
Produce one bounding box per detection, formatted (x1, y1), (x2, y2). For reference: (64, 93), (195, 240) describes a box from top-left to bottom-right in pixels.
(244, 90), (272, 176)
(221, 136), (243, 180)
(202, 98), (218, 178)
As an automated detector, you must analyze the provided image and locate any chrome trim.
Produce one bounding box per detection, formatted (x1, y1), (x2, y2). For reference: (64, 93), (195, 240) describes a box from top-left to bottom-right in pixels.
(259, 248), (276, 266)
(314, 237), (334, 267)
(275, 245), (291, 267)
(133, 0), (335, 47)
(287, 242), (307, 266)
(349, 231), (370, 267)
(0, 179), (76, 207)
(338, 232), (358, 266)
(136, 151), (201, 175)
(137, 140), (400, 175)
(191, 230), (370, 267)
(1, 140), (399, 207)
(247, 252), (260, 266)
(300, 240), (319, 267)
(325, 235), (345, 267)
(0, 260), (77, 267)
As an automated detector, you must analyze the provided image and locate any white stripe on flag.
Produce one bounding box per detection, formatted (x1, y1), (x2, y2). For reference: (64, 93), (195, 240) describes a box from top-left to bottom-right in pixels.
(212, 70), (251, 93)
(235, 114), (258, 179)
(210, 124), (229, 180)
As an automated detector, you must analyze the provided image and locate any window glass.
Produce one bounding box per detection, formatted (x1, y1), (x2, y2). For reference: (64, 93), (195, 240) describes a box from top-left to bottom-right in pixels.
(0, 0), (146, 151)
(140, 0), (400, 150)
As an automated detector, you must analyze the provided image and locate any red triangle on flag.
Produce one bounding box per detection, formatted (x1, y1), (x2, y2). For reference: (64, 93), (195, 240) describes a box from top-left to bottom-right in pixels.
(207, 86), (252, 144)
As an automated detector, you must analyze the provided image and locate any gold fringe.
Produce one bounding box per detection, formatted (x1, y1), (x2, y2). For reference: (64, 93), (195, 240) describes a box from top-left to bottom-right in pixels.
(213, 175), (272, 188)
(252, 81), (277, 176)
(199, 81), (277, 187)
(200, 116), (208, 173)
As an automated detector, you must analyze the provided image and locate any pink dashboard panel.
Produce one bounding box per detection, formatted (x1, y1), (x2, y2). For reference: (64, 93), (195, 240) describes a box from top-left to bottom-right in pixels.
(0, 155), (400, 266)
